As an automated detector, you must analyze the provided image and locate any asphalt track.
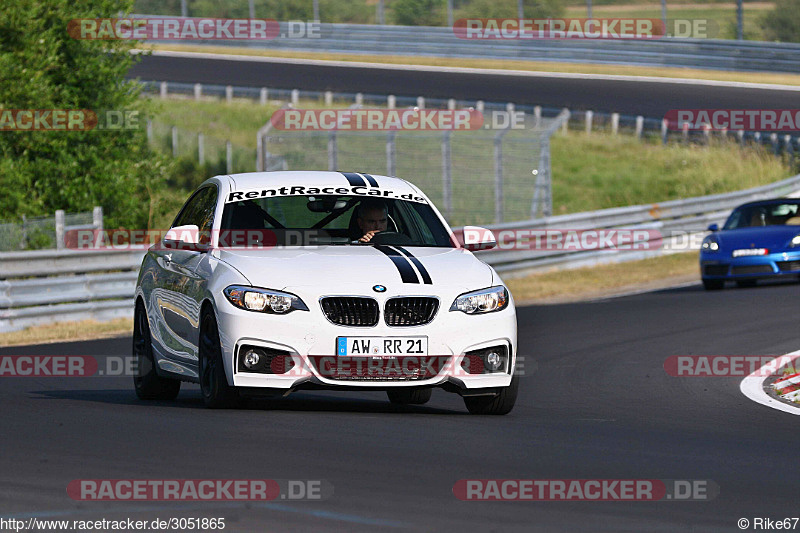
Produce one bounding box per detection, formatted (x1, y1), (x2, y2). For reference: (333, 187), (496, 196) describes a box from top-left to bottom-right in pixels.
(2, 279), (800, 532)
(127, 53), (800, 117)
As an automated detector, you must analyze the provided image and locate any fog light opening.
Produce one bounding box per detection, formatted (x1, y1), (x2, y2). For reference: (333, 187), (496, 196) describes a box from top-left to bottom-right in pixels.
(485, 351), (503, 372)
(243, 349), (262, 369)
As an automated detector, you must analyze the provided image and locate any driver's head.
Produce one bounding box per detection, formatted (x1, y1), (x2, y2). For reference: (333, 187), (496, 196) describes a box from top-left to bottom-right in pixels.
(357, 200), (389, 233)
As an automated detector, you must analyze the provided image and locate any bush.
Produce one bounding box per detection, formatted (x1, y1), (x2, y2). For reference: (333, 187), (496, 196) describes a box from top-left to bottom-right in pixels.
(0, 0), (175, 230)
(761, 0), (800, 42)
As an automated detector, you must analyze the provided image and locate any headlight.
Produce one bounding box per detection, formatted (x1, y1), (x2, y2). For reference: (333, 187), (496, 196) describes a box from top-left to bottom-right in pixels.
(791, 234), (800, 248)
(450, 286), (509, 314)
(224, 285), (309, 314)
(701, 236), (720, 252)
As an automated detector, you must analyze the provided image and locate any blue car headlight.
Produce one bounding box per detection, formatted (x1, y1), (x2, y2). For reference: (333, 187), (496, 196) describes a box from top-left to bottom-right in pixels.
(790, 234), (800, 248)
(450, 286), (509, 314)
(701, 235), (720, 252)
(224, 285), (309, 314)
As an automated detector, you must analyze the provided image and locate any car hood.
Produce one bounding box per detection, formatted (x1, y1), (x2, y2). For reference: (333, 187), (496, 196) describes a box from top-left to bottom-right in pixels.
(716, 226), (800, 251)
(215, 246), (494, 294)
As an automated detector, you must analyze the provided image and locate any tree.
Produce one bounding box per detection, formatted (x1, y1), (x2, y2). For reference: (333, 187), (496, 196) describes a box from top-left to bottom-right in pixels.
(761, 0), (800, 42)
(0, 0), (170, 228)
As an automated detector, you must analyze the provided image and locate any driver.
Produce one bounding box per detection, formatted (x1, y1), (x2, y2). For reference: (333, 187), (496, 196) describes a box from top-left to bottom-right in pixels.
(356, 199), (389, 243)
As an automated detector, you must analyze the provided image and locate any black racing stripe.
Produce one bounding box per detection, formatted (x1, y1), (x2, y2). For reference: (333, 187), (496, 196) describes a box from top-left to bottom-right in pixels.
(360, 173), (379, 187)
(374, 245), (419, 284)
(394, 246), (433, 285)
(342, 172), (366, 187)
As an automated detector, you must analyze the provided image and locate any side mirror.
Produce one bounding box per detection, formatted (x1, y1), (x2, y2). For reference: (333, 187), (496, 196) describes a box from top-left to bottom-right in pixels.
(163, 224), (207, 250)
(707, 223), (719, 232)
(461, 226), (497, 251)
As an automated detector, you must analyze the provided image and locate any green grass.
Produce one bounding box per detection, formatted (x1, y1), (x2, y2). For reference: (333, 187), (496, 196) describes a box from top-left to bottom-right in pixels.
(564, 3), (773, 40)
(147, 96), (795, 228)
(550, 131), (791, 215)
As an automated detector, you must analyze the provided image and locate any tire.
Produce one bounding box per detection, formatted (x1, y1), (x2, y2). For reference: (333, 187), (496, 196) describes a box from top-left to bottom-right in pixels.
(199, 307), (240, 409)
(463, 376), (519, 415)
(133, 300), (181, 401)
(387, 388), (432, 405)
(702, 279), (724, 291)
(736, 280), (757, 288)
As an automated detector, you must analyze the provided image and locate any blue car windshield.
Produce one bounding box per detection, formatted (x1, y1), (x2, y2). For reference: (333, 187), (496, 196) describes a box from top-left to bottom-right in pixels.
(724, 202), (800, 230)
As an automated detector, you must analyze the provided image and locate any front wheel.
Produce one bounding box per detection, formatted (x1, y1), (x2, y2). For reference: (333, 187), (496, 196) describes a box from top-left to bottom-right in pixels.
(133, 300), (180, 401)
(387, 388), (432, 405)
(199, 308), (240, 409)
(463, 376), (519, 415)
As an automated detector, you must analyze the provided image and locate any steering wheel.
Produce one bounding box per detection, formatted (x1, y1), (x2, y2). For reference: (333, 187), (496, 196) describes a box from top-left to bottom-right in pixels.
(369, 231), (414, 245)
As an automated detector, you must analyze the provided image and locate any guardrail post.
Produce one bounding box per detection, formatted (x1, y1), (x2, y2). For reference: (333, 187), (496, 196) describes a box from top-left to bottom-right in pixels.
(226, 85), (233, 103)
(328, 131), (337, 171)
(585, 111), (593, 135)
(534, 106), (541, 129)
(771, 133), (779, 154)
(635, 115), (644, 139)
(506, 103), (515, 115)
(93, 206), (103, 232)
(754, 131), (761, 147)
(198, 133), (204, 165)
(416, 96), (425, 109)
(494, 126), (511, 224)
(611, 113), (619, 135)
(55, 210), (65, 250)
(442, 130), (452, 222)
(703, 124), (711, 143)
(661, 118), (668, 144)
(386, 131), (396, 177)
(260, 87), (268, 105)
(324, 91), (333, 106)
(476, 100), (484, 114)
(226, 141), (233, 174)
(448, 98), (456, 110)
(160, 81), (167, 99)
(784, 135), (794, 166)
(737, 130), (745, 145)
(387, 95), (396, 109)
(355, 92), (363, 106)
(171, 126), (178, 157)
(146, 119), (152, 144)
(562, 108), (571, 135)
(720, 127), (728, 141)
(194, 83), (202, 100)
(682, 122), (689, 142)
(291, 89), (299, 106)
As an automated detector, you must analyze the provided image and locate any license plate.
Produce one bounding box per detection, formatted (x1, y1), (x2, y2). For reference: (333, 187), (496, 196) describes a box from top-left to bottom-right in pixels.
(336, 337), (428, 357)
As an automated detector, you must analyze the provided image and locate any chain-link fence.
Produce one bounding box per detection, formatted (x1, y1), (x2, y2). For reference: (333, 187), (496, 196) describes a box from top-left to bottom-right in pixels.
(0, 209), (102, 252)
(259, 107), (568, 227)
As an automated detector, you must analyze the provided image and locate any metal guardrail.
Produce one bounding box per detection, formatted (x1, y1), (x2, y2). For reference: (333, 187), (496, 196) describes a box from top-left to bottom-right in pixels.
(0, 249), (145, 332)
(144, 21), (800, 73)
(2, 173), (800, 332)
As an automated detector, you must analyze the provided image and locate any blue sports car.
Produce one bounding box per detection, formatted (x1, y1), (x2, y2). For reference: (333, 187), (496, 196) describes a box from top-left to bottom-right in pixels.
(700, 198), (800, 290)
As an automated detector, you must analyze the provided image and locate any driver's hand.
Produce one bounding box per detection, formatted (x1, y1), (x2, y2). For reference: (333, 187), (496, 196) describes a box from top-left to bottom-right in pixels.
(359, 230), (381, 243)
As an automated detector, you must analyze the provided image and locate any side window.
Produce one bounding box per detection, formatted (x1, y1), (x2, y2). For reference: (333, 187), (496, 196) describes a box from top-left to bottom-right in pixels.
(172, 186), (218, 244)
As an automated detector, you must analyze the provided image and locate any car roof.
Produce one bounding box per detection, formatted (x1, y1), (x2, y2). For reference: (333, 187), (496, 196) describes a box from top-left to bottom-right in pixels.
(223, 171), (423, 196)
(734, 198), (800, 209)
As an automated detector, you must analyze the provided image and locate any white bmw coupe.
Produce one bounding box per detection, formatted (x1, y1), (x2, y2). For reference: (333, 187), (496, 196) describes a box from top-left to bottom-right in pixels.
(133, 171), (518, 414)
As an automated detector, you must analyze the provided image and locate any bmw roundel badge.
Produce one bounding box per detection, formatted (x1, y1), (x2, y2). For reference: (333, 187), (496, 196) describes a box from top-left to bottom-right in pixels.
(373, 285), (387, 293)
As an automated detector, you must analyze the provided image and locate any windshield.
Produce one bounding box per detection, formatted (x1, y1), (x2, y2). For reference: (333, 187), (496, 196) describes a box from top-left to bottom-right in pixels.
(723, 202), (800, 230)
(220, 195), (455, 247)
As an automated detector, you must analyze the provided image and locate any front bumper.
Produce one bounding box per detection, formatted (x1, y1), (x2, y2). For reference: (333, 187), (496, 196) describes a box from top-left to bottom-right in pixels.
(215, 292), (517, 392)
(700, 250), (800, 279)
